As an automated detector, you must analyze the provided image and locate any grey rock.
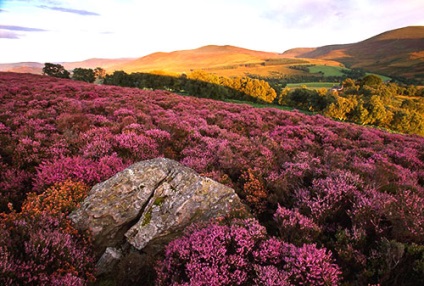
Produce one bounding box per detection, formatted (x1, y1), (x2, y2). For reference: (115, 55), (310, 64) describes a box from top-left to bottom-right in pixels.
(69, 158), (247, 263)
(95, 247), (123, 276)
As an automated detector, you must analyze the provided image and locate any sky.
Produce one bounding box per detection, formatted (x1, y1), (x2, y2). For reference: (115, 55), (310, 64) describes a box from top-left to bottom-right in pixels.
(0, 0), (423, 64)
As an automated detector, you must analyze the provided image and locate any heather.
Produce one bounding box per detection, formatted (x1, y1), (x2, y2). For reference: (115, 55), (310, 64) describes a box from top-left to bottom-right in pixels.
(1, 72), (424, 285)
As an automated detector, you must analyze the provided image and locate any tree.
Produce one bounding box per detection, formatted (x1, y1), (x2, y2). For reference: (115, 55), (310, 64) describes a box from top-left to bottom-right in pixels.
(361, 74), (383, 88)
(324, 94), (357, 121)
(94, 67), (106, 80)
(42, 63), (70, 79)
(365, 95), (393, 127)
(72, 68), (95, 83)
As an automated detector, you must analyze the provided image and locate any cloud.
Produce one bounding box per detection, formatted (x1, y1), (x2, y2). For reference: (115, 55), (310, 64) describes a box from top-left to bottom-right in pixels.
(37, 5), (100, 16)
(263, 0), (349, 28)
(0, 25), (47, 32)
(0, 30), (19, 39)
(0, 25), (47, 39)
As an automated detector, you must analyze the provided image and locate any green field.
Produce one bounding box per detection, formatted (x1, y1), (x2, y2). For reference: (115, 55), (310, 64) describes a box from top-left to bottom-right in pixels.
(308, 65), (392, 81)
(365, 72), (391, 82)
(286, 82), (336, 90)
(308, 65), (346, 77)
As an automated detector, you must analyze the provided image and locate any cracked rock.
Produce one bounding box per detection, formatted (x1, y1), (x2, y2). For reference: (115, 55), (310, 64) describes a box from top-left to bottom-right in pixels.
(69, 158), (247, 275)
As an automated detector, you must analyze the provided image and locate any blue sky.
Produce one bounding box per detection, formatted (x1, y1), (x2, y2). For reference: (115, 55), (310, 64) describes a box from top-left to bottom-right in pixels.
(0, 0), (423, 63)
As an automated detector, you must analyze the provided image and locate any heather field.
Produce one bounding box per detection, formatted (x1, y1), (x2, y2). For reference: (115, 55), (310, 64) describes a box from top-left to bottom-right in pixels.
(1, 72), (424, 285)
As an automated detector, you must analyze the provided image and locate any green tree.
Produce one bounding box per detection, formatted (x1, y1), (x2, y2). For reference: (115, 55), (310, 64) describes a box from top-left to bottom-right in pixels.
(104, 71), (133, 87)
(351, 99), (370, 125)
(365, 95), (393, 127)
(42, 63), (70, 79)
(72, 68), (95, 83)
(324, 95), (357, 121)
(361, 74), (383, 88)
(391, 110), (424, 136)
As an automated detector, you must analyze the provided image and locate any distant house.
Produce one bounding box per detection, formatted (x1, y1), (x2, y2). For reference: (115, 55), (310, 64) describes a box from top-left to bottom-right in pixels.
(329, 85), (344, 93)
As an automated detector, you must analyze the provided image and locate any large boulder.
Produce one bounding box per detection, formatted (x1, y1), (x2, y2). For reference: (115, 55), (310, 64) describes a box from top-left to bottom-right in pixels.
(69, 158), (247, 275)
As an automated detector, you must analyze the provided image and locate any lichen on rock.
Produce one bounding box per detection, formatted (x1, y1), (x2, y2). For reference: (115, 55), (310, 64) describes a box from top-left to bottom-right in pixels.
(69, 158), (248, 276)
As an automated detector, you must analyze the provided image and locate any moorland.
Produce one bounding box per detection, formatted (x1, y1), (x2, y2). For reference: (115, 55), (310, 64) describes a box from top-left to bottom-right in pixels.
(0, 25), (424, 285)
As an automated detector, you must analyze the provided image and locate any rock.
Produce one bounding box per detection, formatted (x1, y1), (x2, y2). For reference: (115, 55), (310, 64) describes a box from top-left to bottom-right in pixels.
(69, 158), (248, 273)
(95, 247), (123, 276)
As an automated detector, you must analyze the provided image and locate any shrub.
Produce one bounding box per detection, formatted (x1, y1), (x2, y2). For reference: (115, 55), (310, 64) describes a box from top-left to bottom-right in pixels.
(0, 212), (95, 285)
(0, 179), (95, 285)
(274, 205), (321, 245)
(156, 218), (341, 285)
(22, 179), (90, 216)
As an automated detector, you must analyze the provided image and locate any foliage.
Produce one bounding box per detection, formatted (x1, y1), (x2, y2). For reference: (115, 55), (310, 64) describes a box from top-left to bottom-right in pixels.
(0, 180), (95, 285)
(239, 168), (268, 214)
(42, 63), (70, 79)
(104, 70), (277, 103)
(282, 76), (424, 136)
(72, 68), (96, 83)
(0, 72), (424, 285)
(22, 179), (90, 215)
(156, 218), (341, 286)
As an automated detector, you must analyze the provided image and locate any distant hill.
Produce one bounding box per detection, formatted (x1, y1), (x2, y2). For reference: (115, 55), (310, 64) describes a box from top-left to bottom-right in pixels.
(0, 58), (134, 75)
(0, 62), (44, 74)
(62, 58), (134, 71)
(285, 26), (424, 82)
(1, 26), (422, 81)
(108, 45), (341, 77)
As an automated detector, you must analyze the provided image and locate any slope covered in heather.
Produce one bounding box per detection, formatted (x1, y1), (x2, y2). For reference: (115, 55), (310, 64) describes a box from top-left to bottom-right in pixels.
(0, 72), (423, 285)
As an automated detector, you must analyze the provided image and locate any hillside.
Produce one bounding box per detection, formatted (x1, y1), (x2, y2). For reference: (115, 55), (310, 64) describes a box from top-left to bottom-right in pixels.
(286, 26), (424, 81)
(0, 58), (134, 75)
(107, 44), (338, 77)
(0, 62), (44, 74)
(1, 72), (424, 285)
(62, 58), (134, 71)
(1, 26), (423, 81)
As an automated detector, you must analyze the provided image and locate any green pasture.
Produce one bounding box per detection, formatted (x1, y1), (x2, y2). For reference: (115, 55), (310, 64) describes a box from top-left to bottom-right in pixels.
(308, 65), (346, 77)
(365, 72), (391, 82)
(286, 82), (336, 90)
(308, 65), (392, 81)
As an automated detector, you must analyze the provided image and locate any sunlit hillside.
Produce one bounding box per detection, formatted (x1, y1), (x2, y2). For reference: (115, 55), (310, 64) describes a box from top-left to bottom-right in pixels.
(107, 44), (341, 77)
(1, 72), (423, 285)
(287, 26), (424, 82)
(1, 26), (422, 82)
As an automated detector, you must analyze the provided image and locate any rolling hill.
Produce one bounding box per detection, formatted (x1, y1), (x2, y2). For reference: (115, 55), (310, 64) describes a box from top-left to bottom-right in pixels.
(0, 26), (422, 81)
(0, 62), (44, 74)
(0, 58), (134, 75)
(286, 26), (424, 81)
(106, 45), (335, 77)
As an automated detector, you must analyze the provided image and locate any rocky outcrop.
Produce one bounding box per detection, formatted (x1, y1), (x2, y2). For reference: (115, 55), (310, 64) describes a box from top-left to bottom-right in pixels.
(69, 158), (247, 275)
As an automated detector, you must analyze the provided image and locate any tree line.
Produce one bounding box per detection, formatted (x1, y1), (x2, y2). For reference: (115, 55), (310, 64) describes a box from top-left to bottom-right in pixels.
(43, 63), (424, 136)
(103, 69), (277, 103)
(42, 63), (105, 83)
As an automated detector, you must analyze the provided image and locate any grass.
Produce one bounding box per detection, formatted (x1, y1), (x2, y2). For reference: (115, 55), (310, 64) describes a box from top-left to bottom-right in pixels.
(308, 65), (347, 77)
(365, 72), (391, 82)
(286, 82), (336, 89)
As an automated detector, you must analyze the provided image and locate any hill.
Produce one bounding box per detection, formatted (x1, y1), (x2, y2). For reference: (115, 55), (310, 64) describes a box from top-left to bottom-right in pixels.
(0, 72), (423, 285)
(0, 58), (134, 75)
(1, 26), (422, 81)
(0, 62), (44, 74)
(286, 26), (424, 82)
(107, 44), (339, 77)
(62, 58), (134, 71)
